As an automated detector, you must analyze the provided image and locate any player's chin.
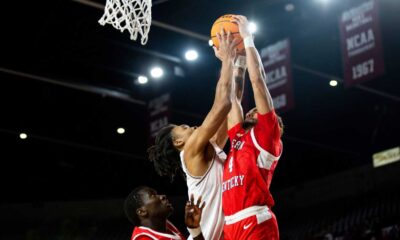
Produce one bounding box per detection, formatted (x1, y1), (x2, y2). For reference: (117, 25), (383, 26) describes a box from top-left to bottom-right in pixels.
(242, 119), (257, 130)
(166, 203), (174, 211)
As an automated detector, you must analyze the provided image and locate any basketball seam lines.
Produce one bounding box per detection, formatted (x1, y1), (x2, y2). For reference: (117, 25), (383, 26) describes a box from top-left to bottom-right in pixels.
(211, 32), (240, 38)
(211, 39), (243, 47)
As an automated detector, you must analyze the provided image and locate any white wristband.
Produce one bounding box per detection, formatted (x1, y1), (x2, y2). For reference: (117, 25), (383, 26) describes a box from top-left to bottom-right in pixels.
(234, 55), (247, 69)
(187, 227), (201, 238)
(244, 36), (255, 49)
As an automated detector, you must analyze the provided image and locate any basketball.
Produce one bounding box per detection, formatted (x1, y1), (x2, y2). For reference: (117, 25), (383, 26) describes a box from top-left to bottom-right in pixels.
(211, 14), (244, 51)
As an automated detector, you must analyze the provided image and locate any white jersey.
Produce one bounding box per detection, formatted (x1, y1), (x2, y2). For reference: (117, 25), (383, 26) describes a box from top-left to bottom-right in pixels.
(180, 142), (226, 240)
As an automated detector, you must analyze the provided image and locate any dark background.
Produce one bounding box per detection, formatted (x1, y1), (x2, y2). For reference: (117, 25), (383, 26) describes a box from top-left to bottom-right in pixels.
(0, 0), (399, 239)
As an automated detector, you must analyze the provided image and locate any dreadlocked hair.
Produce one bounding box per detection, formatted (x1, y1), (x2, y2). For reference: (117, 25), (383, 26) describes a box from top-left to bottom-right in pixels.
(124, 186), (146, 226)
(147, 125), (182, 182)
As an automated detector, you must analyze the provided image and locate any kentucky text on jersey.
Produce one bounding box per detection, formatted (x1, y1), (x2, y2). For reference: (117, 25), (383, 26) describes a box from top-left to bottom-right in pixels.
(222, 175), (245, 192)
(231, 139), (245, 150)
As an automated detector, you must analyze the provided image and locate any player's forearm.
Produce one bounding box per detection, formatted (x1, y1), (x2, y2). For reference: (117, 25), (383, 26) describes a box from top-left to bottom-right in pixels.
(220, 58), (234, 87)
(227, 97), (244, 129)
(233, 66), (246, 102)
(215, 59), (234, 109)
(192, 233), (205, 240)
(246, 46), (274, 112)
(211, 118), (228, 148)
(245, 47), (265, 85)
(187, 226), (204, 240)
(227, 66), (245, 129)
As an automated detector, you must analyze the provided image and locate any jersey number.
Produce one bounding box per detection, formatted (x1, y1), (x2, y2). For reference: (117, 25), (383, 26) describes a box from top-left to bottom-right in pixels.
(228, 157), (234, 173)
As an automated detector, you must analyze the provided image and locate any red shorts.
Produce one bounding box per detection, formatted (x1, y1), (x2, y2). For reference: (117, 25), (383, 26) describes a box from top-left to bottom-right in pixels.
(223, 207), (279, 240)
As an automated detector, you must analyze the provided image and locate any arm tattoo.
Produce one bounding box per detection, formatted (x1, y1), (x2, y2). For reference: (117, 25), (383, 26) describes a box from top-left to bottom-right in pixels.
(235, 76), (244, 98)
(234, 68), (245, 100)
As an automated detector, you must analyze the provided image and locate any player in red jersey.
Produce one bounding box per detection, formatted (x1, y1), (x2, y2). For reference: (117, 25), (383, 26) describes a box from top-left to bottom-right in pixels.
(222, 15), (284, 240)
(124, 186), (205, 240)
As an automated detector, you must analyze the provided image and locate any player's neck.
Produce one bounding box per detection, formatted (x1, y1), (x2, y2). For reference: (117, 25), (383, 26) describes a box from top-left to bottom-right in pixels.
(241, 121), (257, 131)
(141, 218), (167, 233)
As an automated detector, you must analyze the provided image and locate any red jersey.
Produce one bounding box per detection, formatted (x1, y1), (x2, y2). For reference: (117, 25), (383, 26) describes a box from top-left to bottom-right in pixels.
(222, 110), (282, 216)
(131, 221), (186, 240)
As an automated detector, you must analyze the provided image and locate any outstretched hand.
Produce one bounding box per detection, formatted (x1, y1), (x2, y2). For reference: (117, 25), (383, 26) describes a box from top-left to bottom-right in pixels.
(212, 46), (223, 61)
(184, 194), (205, 229)
(213, 28), (239, 61)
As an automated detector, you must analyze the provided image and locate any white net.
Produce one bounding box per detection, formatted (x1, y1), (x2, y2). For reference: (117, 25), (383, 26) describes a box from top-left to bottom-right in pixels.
(98, 0), (152, 45)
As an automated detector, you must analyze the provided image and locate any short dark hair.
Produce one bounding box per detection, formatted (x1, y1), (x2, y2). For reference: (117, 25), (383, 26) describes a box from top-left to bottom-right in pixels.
(124, 186), (147, 226)
(147, 125), (182, 182)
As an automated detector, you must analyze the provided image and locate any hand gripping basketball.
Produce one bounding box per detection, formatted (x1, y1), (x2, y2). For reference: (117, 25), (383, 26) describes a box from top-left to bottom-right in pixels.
(230, 15), (252, 39)
(211, 14), (244, 51)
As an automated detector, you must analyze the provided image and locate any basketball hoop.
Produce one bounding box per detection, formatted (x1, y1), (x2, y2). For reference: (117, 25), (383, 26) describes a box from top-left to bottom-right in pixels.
(98, 0), (152, 45)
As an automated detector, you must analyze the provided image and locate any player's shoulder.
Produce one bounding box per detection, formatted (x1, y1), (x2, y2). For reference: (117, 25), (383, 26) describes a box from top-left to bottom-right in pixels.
(132, 234), (156, 240)
(132, 230), (156, 240)
(132, 227), (158, 239)
(257, 110), (278, 123)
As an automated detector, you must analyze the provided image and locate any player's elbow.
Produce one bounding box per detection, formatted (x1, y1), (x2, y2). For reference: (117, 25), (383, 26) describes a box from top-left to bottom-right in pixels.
(220, 99), (232, 113)
(218, 84), (233, 100)
(219, 79), (233, 91)
(214, 98), (232, 117)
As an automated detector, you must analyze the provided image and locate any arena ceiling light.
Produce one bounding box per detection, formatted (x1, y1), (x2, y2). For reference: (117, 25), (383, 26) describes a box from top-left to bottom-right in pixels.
(185, 50), (199, 61)
(117, 128), (125, 134)
(249, 22), (257, 34)
(316, 0), (330, 4)
(150, 67), (164, 78)
(137, 75), (148, 84)
(330, 80), (338, 87)
(19, 133), (28, 139)
(285, 3), (295, 12)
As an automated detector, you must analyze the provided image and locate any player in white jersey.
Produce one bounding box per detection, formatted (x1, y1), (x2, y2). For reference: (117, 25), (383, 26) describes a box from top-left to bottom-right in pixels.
(147, 30), (239, 240)
(179, 142), (226, 240)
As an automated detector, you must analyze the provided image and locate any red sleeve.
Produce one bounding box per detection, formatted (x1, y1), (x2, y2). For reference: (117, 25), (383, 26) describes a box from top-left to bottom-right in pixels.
(252, 110), (282, 156)
(228, 122), (243, 140)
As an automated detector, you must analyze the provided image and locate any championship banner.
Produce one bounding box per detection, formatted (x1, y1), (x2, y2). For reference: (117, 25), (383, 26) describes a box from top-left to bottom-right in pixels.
(148, 93), (170, 144)
(261, 39), (294, 113)
(339, 0), (385, 87)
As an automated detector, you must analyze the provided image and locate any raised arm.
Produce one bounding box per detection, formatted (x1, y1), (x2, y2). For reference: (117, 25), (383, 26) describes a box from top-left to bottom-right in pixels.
(232, 15), (274, 115)
(184, 30), (237, 157)
(227, 61), (246, 130)
(233, 56), (247, 102)
(185, 194), (206, 240)
(211, 53), (246, 147)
